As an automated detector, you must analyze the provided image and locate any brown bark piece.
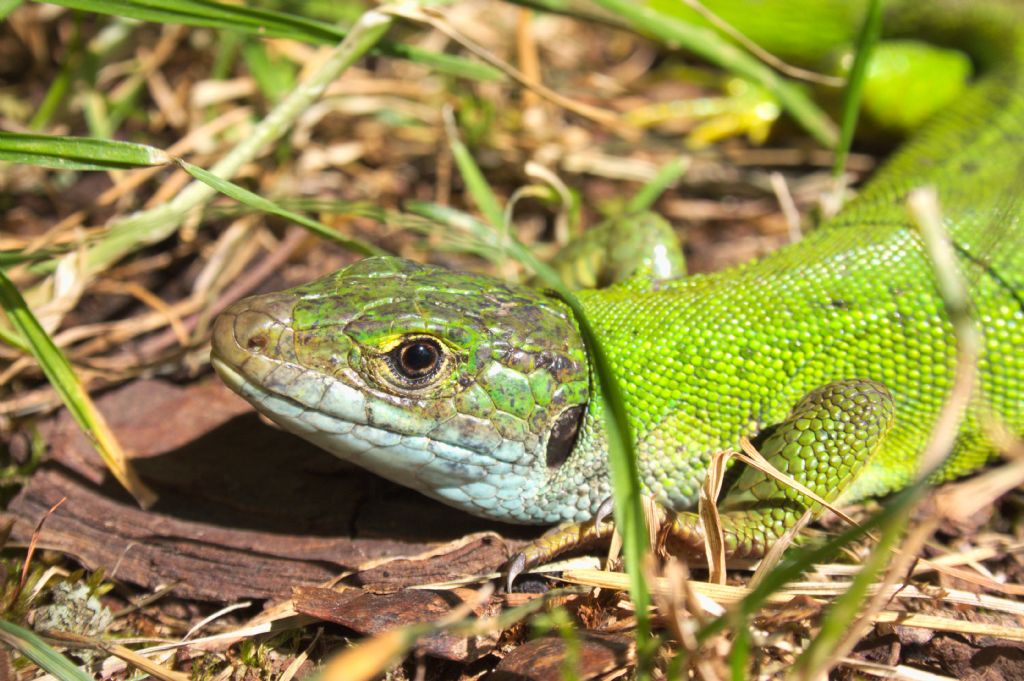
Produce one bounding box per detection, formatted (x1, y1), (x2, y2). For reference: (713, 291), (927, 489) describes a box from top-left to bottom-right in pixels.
(342, 533), (511, 593)
(293, 585), (501, 662)
(489, 632), (633, 680)
(4, 379), (535, 601)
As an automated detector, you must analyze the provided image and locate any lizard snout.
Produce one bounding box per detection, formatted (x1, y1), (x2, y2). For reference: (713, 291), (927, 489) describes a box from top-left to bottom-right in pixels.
(211, 292), (300, 373)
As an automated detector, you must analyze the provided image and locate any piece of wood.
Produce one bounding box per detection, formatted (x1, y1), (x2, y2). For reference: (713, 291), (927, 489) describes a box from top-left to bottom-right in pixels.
(293, 586), (502, 661)
(491, 632), (633, 680)
(4, 379), (535, 601)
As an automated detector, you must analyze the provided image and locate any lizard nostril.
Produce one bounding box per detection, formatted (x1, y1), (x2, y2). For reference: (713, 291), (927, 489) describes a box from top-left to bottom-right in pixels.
(246, 334), (268, 351)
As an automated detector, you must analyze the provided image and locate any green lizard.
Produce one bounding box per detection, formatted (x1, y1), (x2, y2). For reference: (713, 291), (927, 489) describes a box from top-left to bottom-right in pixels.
(211, 0), (1023, 566)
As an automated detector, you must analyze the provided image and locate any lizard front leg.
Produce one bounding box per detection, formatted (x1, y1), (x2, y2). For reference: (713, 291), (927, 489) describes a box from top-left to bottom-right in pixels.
(667, 379), (895, 558)
(507, 379), (894, 583)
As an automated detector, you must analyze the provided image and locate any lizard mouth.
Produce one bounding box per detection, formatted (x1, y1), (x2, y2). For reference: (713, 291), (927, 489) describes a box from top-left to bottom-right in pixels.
(213, 348), (516, 524)
(210, 355), (284, 408)
(210, 351), (346, 437)
(209, 354), (246, 393)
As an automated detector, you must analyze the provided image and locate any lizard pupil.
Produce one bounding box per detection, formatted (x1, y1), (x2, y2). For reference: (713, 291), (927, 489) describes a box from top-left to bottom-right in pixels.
(396, 339), (440, 378)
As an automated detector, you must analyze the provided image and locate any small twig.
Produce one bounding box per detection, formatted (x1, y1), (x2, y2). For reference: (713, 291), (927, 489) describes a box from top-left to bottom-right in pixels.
(110, 582), (180, 619)
(89, 280), (190, 348)
(136, 227), (308, 358)
(769, 171), (802, 242)
(515, 7), (542, 112)
(13, 497), (66, 606)
(907, 186), (979, 476)
(184, 602), (254, 641)
(524, 162), (574, 244)
(279, 627), (322, 681)
(385, 5), (623, 130)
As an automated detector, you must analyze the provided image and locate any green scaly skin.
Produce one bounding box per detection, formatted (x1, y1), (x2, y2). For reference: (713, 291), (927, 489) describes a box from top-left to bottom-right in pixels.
(546, 212), (686, 289)
(211, 1), (1023, 560)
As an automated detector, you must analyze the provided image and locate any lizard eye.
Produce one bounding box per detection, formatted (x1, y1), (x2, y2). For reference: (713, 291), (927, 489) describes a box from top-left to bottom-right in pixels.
(388, 337), (444, 383)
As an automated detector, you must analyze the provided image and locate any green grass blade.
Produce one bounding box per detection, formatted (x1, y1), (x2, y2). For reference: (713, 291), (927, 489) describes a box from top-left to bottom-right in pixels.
(31, 66), (75, 131)
(695, 480), (924, 647)
(0, 324), (29, 353)
(83, 90), (114, 140)
(68, 19), (138, 135)
(55, 6), (394, 283)
(46, 0), (502, 81)
(51, 0), (351, 43)
(0, 0), (23, 20)
(404, 198), (655, 676)
(401, 201), (502, 255)
(241, 39), (297, 104)
(177, 160), (388, 257)
(445, 122), (505, 232)
(728, 619), (750, 680)
(384, 43), (501, 82)
(29, 14), (82, 131)
(586, 0), (837, 147)
(210, 26), (243, 79)
(0, 132), (168, 170)
(832, 0), (883, 180)
(0, 619), (93, 681)
(507, 243), (657, 678)
(0, 270), (157, 507)
(793, 498), (907, 678)
(0, 249), (64, 266)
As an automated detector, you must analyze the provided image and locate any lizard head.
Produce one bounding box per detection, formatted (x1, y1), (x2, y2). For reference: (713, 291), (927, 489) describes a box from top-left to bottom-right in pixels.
(211, 256), (593, 523)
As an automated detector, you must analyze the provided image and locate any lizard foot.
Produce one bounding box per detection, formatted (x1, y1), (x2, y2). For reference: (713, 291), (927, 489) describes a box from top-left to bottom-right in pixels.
(505, 512), (619, 591)
(667, 379), (895, 559)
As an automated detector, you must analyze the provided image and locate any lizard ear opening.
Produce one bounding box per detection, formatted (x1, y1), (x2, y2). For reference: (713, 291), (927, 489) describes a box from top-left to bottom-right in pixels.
(546, 405), (585, 469)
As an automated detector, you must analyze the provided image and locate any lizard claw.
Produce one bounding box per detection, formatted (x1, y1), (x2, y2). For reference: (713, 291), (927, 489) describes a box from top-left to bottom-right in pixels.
(594, 496), (615, 527)
(502, 515), (620, 591)
(505, 552), (527, 592)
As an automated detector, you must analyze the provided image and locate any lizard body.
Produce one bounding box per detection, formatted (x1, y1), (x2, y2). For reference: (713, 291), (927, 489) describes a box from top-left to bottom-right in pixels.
(212, 0), (1023, 557)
